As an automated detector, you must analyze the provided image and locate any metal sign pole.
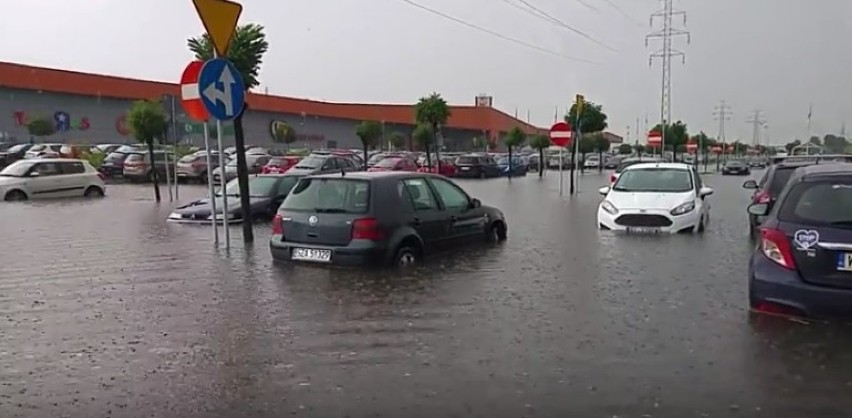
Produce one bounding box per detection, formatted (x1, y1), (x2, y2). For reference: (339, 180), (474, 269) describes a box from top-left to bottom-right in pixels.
(171, 95), (180, 200)
(203, 122), (219, 245)
(216, 119), (230, 250)
(164, 142), (173, 202)
(558, 148), (563, 196)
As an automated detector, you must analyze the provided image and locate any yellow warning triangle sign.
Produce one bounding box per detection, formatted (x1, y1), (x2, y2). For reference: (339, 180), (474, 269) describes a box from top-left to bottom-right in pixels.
(192, 0), (243, 58)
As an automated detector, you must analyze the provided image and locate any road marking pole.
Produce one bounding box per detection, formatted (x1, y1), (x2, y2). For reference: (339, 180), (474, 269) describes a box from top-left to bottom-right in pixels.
(558, 149), (563, 196)
(216, 118), (230, 250)
(203, 122), (219, 245)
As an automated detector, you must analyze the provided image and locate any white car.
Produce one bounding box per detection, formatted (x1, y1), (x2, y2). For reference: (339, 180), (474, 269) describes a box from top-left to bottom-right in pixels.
(24, 143), (63, 159)
(584, 156), (601, 168)
(597, 162), (712, 234)
(0, 158), (105, 201)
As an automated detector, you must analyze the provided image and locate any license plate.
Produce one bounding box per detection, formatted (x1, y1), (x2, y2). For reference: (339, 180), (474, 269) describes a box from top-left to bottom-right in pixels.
(627, 226), (661, 234)
(292, 248), (332, 263)
(460, 167), (470, 171)
(837, 252), (852, 271)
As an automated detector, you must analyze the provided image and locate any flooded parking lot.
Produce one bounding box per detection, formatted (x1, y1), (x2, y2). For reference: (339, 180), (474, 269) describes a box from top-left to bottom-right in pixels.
(3, 171), (852, 417)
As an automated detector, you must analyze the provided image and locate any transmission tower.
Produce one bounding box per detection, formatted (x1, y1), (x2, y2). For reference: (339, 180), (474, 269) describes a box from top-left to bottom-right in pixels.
(646, 0), (690, 154)
(713, 101), (733, 159)
(746, 109), (767, 147)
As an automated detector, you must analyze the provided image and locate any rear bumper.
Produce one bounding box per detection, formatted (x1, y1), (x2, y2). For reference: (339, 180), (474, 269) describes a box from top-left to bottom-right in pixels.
(749, 252), (852, 318)
(269, 237), (387, 267)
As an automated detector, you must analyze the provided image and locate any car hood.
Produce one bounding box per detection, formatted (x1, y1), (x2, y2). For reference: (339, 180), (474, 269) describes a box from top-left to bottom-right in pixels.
(606, 191), (694, 210)
(173, 196), (269, 215)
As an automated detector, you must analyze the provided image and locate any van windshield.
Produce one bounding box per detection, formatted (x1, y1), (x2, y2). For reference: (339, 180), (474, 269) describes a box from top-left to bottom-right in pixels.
(282, 179), (370, 214)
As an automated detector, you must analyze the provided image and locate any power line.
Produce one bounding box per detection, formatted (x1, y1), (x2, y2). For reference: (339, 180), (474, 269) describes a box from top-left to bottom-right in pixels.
(498, 0), (610, 47)
(398, 0), (598, 63)
(598, 0), (643, 26)
(513, 0), (616, 51)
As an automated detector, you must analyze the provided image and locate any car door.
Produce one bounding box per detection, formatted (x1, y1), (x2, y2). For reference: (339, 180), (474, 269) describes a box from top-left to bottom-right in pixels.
(427, 177), (487, 243)
(400, 178), (450, 250)
(692, 168), (710, 219)
(25, 161), (66, 198)
(58, 161), (88, 196)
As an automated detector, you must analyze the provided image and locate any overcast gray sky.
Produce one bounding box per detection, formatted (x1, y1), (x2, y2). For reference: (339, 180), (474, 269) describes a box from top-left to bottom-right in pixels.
(0, 0), (849, 144)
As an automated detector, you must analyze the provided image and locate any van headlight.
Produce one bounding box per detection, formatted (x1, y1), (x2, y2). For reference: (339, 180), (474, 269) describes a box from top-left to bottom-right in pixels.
(670, 201), (695, 216)
(601, 200), (618, 215)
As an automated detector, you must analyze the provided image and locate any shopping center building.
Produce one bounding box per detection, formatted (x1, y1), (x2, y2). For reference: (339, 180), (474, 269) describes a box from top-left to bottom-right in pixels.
(0, 61), (555, 151)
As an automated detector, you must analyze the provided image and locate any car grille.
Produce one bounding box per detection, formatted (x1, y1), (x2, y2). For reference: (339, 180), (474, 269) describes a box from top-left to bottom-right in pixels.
(615, 214), (672, 227)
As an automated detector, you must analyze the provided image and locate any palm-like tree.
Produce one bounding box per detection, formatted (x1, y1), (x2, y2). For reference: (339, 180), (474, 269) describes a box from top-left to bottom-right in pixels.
(356, 121), (383, 170)
(187, 23), (268, 243)
(503, 127), (527, 179)
(414, 93), (451, 170)
(127, 100), (168, 202)
(529, 134), (551, 178)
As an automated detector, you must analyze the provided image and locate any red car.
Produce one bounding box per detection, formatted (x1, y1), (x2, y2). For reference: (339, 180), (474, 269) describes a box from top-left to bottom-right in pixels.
(417, 157), (457, 177)
(367, 157), (418, 172)
(261, 156), (301, 174)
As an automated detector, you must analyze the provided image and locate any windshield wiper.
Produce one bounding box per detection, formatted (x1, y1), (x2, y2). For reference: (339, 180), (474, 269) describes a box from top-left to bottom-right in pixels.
(314, 208), (350, 213)
(829, 220), (852, 227)
(294, 166), (315, 169)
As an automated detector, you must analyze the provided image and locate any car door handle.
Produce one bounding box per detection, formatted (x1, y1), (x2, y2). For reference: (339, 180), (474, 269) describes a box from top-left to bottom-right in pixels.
(411, 217), (421, 225)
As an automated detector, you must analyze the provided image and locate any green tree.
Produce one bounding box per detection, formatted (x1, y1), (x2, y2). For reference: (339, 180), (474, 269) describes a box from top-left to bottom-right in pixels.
(503, 127), (527, 178)
(594, 134), (610, 172)
(809, 136), (822, 146)
(26, 117), (55, 140)
(388, 132), (406, 151)
(189, 23), (269, 243)
(635, 144), (646, 155)
(271, 121), (297, 151)
(355, 121), (383, 170)
(566, 100), (608, 134)
(618, 144), (633, 154)
(577, 134), (597, 169)
(650, 121), (688, 160)
(785, 139), (801, 153)
(823, 134), (848, 154)
(414, 92), (451, 169)
(188, 23), (269, 90)
(529, 134), (551, 178)
(127, 100), (168, 202)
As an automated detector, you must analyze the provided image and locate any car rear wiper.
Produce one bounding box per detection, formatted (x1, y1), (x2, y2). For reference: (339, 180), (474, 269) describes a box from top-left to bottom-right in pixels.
(828, 220), (852, 227)
(314, 208), (350, 213)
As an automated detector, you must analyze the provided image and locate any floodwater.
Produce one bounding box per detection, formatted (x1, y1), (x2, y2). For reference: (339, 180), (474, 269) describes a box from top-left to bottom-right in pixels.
(2, 170), (852, 417)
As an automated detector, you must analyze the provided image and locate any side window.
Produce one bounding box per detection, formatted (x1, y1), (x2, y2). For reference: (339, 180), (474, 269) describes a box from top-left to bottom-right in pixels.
(396, 181), (415, 211)
(693, 170), (703, 190)
(33, 162), (61, 176)
(61, 162), (85, 174)
(402, 178), (438, 211)
(429, 178), (470, 210)
(256, 156), (271, 166)
(338, 158), (352, 169)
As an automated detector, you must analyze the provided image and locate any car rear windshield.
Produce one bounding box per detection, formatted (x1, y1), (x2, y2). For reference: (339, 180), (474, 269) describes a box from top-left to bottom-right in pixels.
(768, 167), (799, 196)
(295, 155), (325, 169)
(125, 153), (146, 163)
(220, 176), (296, 198)
(0, 160), (35, 177)
(7, 144), (29, 153)
(456, 156), (479, 165)
(282, 178), (370, 214)
(778, 179), (852, 228)
(374, 157), (401, 168)
(613, 168), (693, 192)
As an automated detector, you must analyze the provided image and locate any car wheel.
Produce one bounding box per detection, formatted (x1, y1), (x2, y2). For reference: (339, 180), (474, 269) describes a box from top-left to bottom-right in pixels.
(485, 221), (508, 242)
(4, 190), (27, 201)
(697, 216), (706, 233)
(393, 244), (420, 268)
(84, 186), (104, 198)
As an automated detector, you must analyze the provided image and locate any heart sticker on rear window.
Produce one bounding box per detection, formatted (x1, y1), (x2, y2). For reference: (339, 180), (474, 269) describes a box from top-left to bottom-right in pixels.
(793, 229), (819, 251)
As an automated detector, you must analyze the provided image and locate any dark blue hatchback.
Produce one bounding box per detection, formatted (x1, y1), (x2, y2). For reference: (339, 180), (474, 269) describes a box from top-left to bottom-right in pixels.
(748, 164), (852, 318)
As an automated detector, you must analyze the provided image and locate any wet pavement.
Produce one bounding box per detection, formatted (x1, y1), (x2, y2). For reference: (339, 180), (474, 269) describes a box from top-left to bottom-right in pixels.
(3, 170), (852, 417)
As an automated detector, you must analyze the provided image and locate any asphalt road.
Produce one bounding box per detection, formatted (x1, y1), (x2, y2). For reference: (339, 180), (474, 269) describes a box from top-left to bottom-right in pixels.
(2, 169), (852, 417)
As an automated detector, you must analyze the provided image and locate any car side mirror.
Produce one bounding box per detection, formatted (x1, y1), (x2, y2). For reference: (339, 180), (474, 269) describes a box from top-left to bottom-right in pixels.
(742, 180), (758, 189)
(747, 203), (769, 216)
(471, 198), (481, 208)
(699, 186), (714, 197)
(598, 186), (610, 196)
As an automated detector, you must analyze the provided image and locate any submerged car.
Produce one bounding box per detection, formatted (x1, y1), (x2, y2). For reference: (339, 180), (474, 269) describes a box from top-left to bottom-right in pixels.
(722, 159), (750, 175)
(168, 174), (302, 223)
(270, 172), (508, 267)
(496, 156), (528, 176)
(597, 162), (713, 234)
(748, 164), (852, 318)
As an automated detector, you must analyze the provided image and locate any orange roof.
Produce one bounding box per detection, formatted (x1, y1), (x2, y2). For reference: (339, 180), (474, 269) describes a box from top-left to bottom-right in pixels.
(0, 61), (545, 135)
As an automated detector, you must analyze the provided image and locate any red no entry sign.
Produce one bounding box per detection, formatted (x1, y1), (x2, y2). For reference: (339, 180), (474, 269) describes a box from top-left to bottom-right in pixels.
(180, 61), (208, 122)
(549, 122), (572, 147)
(647, 131), (662, 147)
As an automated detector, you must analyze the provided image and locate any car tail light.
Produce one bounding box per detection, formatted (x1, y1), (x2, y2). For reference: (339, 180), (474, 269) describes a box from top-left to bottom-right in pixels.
(272, 214), (283, 235)
(760, 227), (796, 270)
(96, 172), (105, 181)
(610, 173), (616, 184)
(352, 217), (384, 240)
(754, 190), (770, 204)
